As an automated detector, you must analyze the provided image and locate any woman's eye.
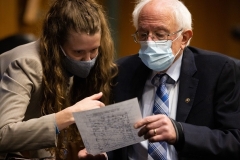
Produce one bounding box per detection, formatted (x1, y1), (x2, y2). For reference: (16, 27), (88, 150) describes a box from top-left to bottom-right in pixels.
(75, 50), (84, 54)
(91, 48), (98, 53)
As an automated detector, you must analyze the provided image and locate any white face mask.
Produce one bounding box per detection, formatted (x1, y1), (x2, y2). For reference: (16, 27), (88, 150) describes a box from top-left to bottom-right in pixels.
(60, 46), (97, 78)
(138, 34), (181, 72)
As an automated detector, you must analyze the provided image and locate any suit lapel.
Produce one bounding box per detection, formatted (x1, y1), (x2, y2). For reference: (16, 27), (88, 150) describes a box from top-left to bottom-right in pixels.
(176, 48), (199, 122)
(123, 51), (199, 122)
(134, 62), (151, 100)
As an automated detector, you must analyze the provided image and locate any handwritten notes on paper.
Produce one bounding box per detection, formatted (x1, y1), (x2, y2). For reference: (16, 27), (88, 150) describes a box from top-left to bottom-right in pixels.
(73, 98), (144, 155)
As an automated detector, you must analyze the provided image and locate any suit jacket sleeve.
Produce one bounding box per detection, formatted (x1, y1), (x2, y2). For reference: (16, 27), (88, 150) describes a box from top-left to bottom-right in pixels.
(177, 48), (240, 159)
(0, 43), (57, 153)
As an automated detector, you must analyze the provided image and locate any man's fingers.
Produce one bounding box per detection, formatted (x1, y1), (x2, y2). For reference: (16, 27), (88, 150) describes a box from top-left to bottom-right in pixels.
(134, 115), (160, 129)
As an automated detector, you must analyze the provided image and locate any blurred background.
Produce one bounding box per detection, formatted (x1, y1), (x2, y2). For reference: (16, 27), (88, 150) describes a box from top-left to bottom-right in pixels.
(0, 0), (240, 59)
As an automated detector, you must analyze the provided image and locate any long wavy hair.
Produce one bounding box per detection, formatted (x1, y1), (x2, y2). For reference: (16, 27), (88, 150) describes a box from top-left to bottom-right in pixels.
(39, 0), (118, 158)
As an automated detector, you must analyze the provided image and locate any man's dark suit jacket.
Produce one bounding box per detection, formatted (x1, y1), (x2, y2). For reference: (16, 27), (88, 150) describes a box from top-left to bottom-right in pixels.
(108, 46), (240, 160)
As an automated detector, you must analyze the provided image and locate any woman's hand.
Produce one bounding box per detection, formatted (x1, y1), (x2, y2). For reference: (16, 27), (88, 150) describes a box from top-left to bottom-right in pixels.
(78, 148), (107, 160)
(71, 92), (105, 112)
(55, 92), (105, 131)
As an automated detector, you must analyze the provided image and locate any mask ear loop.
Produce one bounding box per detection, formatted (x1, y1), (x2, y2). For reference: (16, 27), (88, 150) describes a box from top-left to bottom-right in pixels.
(60, 46), (67, 56)
(171, 30), (183, 60)
(172, 30), (183, 42)
(174, 48), (182, 58)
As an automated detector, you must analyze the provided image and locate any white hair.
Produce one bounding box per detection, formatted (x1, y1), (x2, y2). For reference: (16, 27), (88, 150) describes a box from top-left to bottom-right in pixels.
(132, 0), (192, 32)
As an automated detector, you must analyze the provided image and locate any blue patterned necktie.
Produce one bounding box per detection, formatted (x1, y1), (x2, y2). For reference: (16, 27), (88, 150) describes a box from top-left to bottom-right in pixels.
(148, 74), (169, 160)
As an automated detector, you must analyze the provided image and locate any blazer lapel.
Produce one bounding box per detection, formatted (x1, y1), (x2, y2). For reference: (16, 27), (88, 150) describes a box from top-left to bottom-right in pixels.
(134, 61), (151, 100)
(176, 48), (199, 122)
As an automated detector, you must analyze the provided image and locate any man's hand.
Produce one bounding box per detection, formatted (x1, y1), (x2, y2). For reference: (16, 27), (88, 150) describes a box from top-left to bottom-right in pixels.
(134, 114), (177, 144)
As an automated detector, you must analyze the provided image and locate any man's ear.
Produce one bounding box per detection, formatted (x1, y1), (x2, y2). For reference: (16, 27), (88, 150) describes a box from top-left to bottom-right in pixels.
(181, 30), (193, 49)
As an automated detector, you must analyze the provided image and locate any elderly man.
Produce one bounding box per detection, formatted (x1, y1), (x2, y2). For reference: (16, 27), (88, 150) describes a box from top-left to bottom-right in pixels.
(79, 0), (240, 159)
(107, 0), (240, 160)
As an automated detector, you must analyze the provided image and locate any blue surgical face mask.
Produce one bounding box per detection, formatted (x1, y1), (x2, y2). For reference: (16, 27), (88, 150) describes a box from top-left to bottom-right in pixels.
(60, 46), (97, 78)
(138, 35), (181, 72)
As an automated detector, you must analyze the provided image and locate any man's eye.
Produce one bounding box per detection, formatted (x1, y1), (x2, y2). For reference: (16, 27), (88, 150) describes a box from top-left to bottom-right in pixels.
(138, 33), (148, 39)
(155, 33), (166, 39)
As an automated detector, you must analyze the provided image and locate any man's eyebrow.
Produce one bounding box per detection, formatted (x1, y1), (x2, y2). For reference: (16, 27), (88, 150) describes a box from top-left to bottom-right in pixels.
(153, 26), (169, 32)
(138, 26), (169, 32)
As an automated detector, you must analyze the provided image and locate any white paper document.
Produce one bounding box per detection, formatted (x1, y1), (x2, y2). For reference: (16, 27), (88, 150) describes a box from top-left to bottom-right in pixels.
(73, 98), (145, 155)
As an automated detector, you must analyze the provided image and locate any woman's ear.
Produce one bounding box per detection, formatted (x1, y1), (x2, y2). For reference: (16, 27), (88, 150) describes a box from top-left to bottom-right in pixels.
(181, 30), (193, 49)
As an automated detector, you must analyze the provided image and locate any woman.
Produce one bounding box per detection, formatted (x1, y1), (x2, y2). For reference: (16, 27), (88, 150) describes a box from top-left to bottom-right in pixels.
(0, 0), (118, 159)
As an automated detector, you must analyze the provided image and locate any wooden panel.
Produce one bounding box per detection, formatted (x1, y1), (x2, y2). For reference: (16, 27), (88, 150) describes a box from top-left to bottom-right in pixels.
(0, 0), (19, 39)
(118, 0), (139, 58)
(182, 0), (240, 59)
(226, 1), (240, 59)
(19, 0), (50, 37)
